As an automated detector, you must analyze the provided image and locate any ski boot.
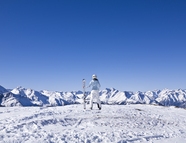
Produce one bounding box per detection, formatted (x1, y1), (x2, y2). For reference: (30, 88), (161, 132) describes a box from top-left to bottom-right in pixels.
(97, 103), (101, 110)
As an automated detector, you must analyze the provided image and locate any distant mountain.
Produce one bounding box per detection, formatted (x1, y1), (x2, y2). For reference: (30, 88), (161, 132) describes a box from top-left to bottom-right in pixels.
(1, 92), (22, 107)
(0, 85), (8, 94)
(0, 85), (186, 108)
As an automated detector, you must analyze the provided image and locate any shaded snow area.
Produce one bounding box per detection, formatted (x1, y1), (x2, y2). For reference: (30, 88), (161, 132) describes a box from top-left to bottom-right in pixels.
(0, 86), (8, 94)
(0, 104), (186, 143)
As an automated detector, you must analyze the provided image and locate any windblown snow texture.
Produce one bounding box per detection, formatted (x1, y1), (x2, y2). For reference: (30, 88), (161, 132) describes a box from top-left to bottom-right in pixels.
(0, 85), (186, 108)
(0, 104), (186, 142)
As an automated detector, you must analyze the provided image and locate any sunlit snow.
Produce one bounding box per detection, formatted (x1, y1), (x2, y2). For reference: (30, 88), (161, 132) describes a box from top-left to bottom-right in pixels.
(0, 104), (186, 142)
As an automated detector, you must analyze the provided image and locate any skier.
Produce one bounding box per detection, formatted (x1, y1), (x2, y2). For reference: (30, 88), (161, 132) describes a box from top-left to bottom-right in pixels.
(86, 74), (101, 110)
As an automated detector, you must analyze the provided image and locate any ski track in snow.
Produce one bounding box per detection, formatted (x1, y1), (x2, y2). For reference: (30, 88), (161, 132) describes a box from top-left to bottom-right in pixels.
(0, 104), (186, 143)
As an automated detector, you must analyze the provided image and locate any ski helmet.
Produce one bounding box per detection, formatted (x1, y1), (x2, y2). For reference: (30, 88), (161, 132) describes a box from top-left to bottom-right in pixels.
(92, 74), (97, 79)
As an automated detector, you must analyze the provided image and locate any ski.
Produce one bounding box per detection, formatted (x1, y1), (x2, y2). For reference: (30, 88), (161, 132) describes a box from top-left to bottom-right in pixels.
(83, 79), (86, 109)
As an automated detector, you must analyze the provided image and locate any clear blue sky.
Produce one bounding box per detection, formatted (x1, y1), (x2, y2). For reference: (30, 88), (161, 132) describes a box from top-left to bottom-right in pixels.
(0, 0), (186, 92)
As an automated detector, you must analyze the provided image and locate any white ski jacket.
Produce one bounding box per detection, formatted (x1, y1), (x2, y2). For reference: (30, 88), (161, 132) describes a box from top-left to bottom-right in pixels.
(86, 79), (101, 91)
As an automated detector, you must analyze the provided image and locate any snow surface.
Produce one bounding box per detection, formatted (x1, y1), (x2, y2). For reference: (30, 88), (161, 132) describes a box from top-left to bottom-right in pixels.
(0, 104), (186, 143)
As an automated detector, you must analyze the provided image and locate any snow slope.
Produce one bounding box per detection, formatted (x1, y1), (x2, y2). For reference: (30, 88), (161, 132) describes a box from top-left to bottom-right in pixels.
(0, 85), (186, 108)
(0, 104), (186, 142)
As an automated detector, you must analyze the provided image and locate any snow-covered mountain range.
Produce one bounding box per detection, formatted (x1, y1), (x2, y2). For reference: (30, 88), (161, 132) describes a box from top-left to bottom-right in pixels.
(0, 85), (186, 108)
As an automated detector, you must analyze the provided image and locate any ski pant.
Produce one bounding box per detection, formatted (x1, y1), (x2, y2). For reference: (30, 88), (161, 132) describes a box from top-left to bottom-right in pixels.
(90, 90), (101, 109)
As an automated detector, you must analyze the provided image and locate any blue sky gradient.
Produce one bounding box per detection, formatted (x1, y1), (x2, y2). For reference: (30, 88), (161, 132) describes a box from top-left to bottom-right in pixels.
(0, 0), (186, 92)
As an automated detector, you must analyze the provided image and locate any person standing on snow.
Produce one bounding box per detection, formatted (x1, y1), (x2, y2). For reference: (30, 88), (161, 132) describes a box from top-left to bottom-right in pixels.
(86, 74), (101, 110)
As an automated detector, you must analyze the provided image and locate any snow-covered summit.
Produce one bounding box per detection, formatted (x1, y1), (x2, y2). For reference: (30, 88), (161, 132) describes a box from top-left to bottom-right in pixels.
(1, 104), (186, 142)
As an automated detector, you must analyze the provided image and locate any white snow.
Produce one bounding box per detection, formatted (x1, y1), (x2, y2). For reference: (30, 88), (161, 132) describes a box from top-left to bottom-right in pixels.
(0, 104), (186, 143)
(1, 85), (186, 142)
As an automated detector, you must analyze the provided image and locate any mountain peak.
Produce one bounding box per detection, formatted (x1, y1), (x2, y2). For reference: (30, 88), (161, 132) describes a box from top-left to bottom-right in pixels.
(16, 86), (25, 90)
(1, 85), (186, 108)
